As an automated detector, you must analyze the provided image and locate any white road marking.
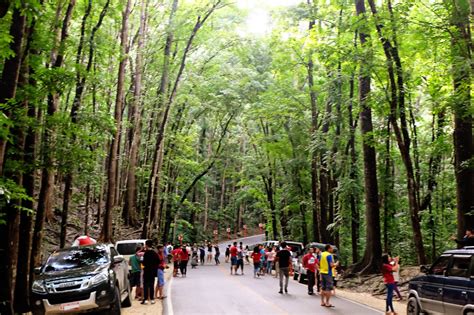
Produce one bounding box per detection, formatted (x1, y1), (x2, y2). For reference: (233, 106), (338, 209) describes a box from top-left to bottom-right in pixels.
(166, 274), (174, 315)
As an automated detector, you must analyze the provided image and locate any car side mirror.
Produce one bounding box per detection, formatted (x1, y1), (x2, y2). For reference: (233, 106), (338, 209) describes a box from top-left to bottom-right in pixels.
(34, 266), (42, 275)
(113, 255), (124, 264)
(420, 265), (430, 274)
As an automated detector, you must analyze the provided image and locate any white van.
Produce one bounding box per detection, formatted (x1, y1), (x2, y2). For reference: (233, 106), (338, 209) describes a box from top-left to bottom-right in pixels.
(115, 239), (147, 263)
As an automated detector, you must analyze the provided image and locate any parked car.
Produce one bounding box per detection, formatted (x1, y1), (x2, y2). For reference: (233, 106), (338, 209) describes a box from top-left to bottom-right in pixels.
(285, 241), (304, 257)
(31, 244), (131, 314)
(293, 242), (339, 283)
(115, 239), (147, 263)
(263, 240), (279, 249)
(407, 246), (474, 315)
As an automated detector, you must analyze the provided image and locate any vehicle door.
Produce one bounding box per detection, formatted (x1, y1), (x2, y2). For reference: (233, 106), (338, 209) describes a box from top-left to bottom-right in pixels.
(443, 255), (472, 315)
(110, 247), (125, 293)
(419, 254), (451, 314)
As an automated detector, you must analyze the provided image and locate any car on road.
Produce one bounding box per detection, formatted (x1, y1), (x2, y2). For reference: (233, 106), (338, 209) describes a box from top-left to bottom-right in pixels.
(293, 242), (339, 283)
(31, 244), (131, 314)
(407, 246), (474, 315)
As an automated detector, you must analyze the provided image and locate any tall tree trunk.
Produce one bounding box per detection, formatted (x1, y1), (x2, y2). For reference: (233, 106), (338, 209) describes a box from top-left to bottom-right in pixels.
(448, 0), (474, 241)
(0, 6), (27, 313)
(352, 0), (382, 274)
(307, 0), (320, 242)
(123, 0), (148, 227)
(102, 0), (131, 242)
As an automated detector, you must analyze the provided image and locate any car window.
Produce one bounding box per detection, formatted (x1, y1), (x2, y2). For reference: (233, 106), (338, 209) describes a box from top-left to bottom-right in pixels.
(110, 247), (119, 258)
(446, 255), (471, 278)
(116, 242), (143, 255)
(430, 255), (451, 275)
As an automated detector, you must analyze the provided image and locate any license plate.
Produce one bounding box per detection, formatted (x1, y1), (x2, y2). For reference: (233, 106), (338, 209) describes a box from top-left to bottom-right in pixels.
(60, 302), (80, 311)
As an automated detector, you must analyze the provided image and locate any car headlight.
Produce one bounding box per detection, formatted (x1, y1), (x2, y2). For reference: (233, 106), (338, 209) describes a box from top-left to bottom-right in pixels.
(32, 280), (46, 293)
(90, 271), (109, 286)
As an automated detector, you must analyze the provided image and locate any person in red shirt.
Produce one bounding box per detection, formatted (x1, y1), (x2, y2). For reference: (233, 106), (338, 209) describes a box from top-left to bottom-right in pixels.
(229, 242), (238, 275)
(171, 245), (181, 277)
(302, 247), (319, 295)
(382, 254), (399, 315)
(251, 247), (262, 278)
(179, 246), (189, 277)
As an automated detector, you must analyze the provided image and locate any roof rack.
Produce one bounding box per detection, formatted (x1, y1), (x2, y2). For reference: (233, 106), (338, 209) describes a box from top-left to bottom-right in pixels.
(462, 246), (474, 249)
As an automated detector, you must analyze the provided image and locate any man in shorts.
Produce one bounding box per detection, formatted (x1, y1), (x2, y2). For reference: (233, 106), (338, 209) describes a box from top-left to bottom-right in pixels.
(129, 246), (143, 299)
(320, 244), (337, 308)
(229, 242), (238, 275)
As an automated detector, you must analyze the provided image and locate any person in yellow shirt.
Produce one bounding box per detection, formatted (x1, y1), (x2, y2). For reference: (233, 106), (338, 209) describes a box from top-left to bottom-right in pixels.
(319, 244), (338, 308)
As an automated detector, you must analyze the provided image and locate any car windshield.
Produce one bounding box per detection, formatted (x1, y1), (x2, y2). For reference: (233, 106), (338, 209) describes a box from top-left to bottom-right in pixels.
(116, 242), (143, 256)
(43, 246), (109, 272)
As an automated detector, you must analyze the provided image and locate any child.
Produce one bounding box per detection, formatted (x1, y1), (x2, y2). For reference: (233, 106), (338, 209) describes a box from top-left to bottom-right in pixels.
(191, 252), (199, 268)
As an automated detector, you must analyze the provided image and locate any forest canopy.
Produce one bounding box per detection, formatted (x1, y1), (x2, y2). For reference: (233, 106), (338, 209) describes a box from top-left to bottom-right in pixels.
(0, 0), (472, 313)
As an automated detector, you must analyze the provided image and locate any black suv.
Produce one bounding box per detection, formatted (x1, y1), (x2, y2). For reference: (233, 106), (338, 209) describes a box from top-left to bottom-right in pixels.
(31, 244), (131, 314)
(408, 247), (474, 315)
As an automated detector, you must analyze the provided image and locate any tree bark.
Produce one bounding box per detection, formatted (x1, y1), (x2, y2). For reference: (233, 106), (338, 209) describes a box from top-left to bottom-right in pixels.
(351, 0), (382, 274)
(124, 0), (148, 227)
(102, 0), (131, 242)
(448, 0), (474, 241)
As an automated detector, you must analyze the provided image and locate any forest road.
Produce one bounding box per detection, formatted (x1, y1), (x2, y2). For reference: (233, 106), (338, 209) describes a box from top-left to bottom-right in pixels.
(167, 234), (383, 315)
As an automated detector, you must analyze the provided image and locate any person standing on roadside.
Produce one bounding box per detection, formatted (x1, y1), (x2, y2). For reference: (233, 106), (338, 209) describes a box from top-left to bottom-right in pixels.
(251, 247), (262, 278)
(275, 241), (292, 294)
(171, 245), (181, 277)
(214, 244), (221, 265)
(225, 245), (231, 263)
(155, 245), (168, 300)
(179, 245), (189, 277)
(141, 240), (158, 305)
(315, 247), (322, 293)
(391, 256), (402, 300)
(302, 247), (319, 295)
(383, 254), (399, 315)
(244, 245), (250, 264)
(237, 244), (244, 275)
(207, 242), (213, 263)
(129, 246), (143, 300)
(199, 244), (206, 265)
(229, 241), (238, 275)
(320, 244), (337, 308)
(266, 246), (276, 275)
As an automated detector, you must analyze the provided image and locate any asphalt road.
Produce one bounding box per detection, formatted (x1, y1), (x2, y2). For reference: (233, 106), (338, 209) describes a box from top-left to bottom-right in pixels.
(167, 234), (383, 315)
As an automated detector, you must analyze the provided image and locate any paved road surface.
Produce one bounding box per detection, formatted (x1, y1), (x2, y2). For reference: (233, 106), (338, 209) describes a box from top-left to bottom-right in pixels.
(167, 235), (383, 315)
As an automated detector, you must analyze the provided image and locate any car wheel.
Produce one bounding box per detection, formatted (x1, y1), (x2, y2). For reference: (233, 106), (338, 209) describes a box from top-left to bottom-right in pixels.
(110, 286), (121, 315)
(407, 297), (420, 315)
(121, 281), (132, 308)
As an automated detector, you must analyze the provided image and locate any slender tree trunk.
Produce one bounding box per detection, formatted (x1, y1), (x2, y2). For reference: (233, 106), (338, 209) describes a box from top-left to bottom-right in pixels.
(102, 0), (131, 242)
(307, 2), (320, 242)
(123, 0), (148, 227)
(448, 0), (474, 240)
(0, 6), (27, 313)
(351, 0), (382, 274)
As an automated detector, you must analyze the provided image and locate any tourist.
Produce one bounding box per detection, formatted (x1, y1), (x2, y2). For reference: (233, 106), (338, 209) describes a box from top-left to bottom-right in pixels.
(251, 246), (261, 278)
(382, 254), (399, 315)
(207, 242), (213, 263)
(391, 256), (403, 301)
(171, 245), (181, 277)
(237, 244), (244, 275)
(129, 246), (143, 300)
(320, 244), (337, 307)
(141, 240), (158, 305)
(229, 241), (238, 275)
(179, 245), (189, 277)
(266, 246), (276, 275)
(302, 246), (318, 295)
(155, 245), (168, 300)
(244, 245), (250, 264)
(214, 244), (221, 265)
(275, 241), (292, 294)
(225, 245), (231, 263)
(199, 244), (206, 265)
